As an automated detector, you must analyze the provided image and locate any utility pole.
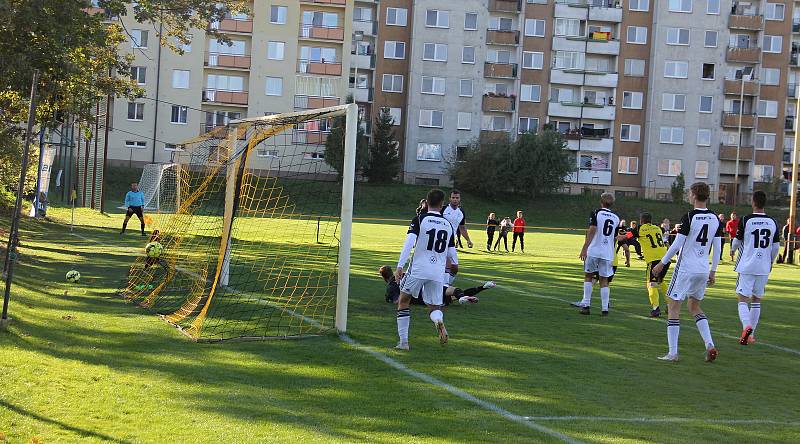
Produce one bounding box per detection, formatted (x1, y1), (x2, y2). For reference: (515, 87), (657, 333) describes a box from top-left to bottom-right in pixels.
(2, 70), (40, 330)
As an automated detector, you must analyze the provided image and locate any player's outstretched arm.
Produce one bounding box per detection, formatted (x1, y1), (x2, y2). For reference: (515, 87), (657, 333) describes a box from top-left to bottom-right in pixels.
(396, 233), (417, 275)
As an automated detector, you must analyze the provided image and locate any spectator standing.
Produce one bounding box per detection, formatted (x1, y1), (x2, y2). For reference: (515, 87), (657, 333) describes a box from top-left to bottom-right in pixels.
(494, 217), (511, 252)
(661, 218), (674, 246)
(628, 220), (644, 259)
(512, 211), (526, 253)
(726, 211), (740, 261)
(486, 212), (499, 251)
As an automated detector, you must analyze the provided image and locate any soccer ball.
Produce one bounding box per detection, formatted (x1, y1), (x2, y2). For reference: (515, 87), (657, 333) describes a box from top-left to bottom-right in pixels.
(66, 270), (81, 283)
(145, 242), (163, 258)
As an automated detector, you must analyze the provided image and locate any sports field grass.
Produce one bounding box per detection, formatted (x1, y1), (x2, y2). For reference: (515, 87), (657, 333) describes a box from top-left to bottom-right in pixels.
(1, 203), (800, 443)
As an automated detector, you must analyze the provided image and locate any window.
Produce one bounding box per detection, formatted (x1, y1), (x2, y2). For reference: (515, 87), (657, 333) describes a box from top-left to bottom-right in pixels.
(662, 93), (686, 111)
(519, 117), (539, 134)
(761, 68), (780, 85)
(464, 12), (478, 30)
(756, 133), (776, 150)
(622, 91), (643, 109)
(527, 0), (547, 3)
(754, 165), (774, 182)
(457, 112), (472, 130)
(627, 26), (647, 44)
(270, 6), (287, 24)
(382, 74), (403, 93)
(490, 116), (508, 131)
(701, 63), (715, 80)
(265, 77), (283, 96)
(555, 18), (581, 37)
(387, 107), (402, 125)
(629, 0), (649, 11)
(256, 149), (279, 158)
(520, 84), (541, 102)
(620, 124), (641, 141)
(459, 79), (473, 97)
(421, 76), (446, 95)
(704, 30), (718, 47)
(125, 140), (147, 149)
(165, 144), (184, 152)
(758, 100), (778, 117)
(658, 159), (682, 176)
(669, 0), (692, 13)
(765, 3), (785, 20)
(384, 41), (406, 59)
(303, 152), (324, 160)
(209, 39), (245, 56)
(176, 36), (192, 53)
(127, 102), (144, 121)
(206, 74), (244, 91)
(618, 157), (639, 174)
(170, 105), (188, 124)
(664, 60), (689, 78)
(763, 35), (783, 53)
(697, 129), (711, 146)
(419, 109), (444, 128)
(522, 51), (544, 69)
(462, 46), (475, 64)
(353, 7), (372, 22)
(172, 70), (190, 89)
(299, 46), (337, 63)
(426, 9), (449, 28)
(660, 126), (685, 144)
(694, 161), (709, 179)
(131, 30), (148, 48)
(386, 7), (408, 26)
(666, 28), (690, 45)
(130, 66), (146, 85)
(490, 17), (513, 31)
(624, 59), (645, 76)
(417, 143), (442, 161)
(487, 49), (512, 64)
(267, 41), (285, 60)
(706, 0), (719, 13)
(423, 43), (447, 61)
(699, 96), (713, 113)
(524, 19), (545, 37)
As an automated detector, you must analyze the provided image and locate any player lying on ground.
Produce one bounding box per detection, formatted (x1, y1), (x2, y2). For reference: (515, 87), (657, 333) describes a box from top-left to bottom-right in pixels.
(395, 189), (458, 350)
(627, 212), (670, 317)
(379, 265), (495, 305)
(652, 181), (721, 363)
(573, 192), (620, 316)
(731, 190), (780, 346)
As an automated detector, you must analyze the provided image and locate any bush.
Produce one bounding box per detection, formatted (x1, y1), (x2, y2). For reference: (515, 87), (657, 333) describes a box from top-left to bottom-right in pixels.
(670, 173), (685, 203)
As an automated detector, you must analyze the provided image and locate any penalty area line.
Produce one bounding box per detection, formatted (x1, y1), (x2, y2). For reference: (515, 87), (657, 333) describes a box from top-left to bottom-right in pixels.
(524, 415), (800, 427)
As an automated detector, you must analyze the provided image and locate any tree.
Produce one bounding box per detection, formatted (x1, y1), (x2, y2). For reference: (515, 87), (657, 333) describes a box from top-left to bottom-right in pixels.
(450, 137), (511, 198)
(671, 173), (686, 203)
(363, 107), (400, 183)
(323, 99), (368, 180)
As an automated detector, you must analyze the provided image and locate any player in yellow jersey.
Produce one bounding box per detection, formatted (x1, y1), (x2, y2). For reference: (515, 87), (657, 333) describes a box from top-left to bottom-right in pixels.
(629, 212), (670, 317)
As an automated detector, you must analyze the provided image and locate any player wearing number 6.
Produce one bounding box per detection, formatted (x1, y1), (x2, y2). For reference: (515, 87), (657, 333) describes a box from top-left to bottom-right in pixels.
(731, 191), (780, 346)
(573, 192), (620, 316)
(394, 189), (458, 350)
(652, 182), (722, 363)
(631, 212), (670, 317)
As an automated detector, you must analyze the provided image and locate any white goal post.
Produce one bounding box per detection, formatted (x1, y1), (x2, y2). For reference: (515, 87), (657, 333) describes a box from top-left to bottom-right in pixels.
(119, 163), (180, 212)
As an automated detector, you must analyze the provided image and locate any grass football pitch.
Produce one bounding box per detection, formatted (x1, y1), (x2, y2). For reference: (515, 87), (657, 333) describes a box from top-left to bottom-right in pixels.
(1, 205), (799, 443)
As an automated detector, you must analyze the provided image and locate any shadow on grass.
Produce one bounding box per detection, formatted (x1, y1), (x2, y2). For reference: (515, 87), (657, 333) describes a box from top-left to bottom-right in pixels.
(0, 400), (132, 444)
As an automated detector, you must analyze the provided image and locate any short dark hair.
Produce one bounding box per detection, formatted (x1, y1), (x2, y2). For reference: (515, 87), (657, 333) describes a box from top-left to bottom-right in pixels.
(690, 182), (710, 202)
(450, 189), (461, 196)
(640, 212), (652, 224)
(427, 189), (446, 208)
(753, 190), (767, 209)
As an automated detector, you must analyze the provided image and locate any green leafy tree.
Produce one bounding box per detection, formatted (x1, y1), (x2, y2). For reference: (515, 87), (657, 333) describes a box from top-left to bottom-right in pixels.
(509, 130), (574, 197)
(363, 107), (400, 183)
(671, 173), (686, 203)
(450, 136), (513, 199)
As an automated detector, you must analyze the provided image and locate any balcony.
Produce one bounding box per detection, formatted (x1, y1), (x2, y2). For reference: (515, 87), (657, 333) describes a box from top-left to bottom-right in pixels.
(548, 101), (582, 118)
(486, 29), (519, 46)
(297, 60), (343, 76)
(202, 89), (248, 106)
(726, 46), (760, 63)
(554, 3), (588, 19)
(300, 0), (346, 5)
(786, 116), (795, 131)
(721, 112), (756, 128)
(588, 5), (622, 23)
(553, 36), (585, 52)
(550, 68), (618, 87)
(790, 83), (799, 99)
(565, 134), (613, 153)
(352, 87), (374, 103)
(482, 94), (515, 113)
(294, 95), (340, 110)
(791, 53), (800, 67)
(489, 0), (520, 12)
(299, 25), (345, 41)
(484, 62), (518, 79)
(719, 144), (754, 161)
(587, 38), (620, 55)
(728, 14), (763, 31)
(351, 53), (376, 70)
(210, 19), (253, 34)
(548, 101), (615, 120)
(567, 169), (612, 186)
(205, 52), (251, 70)
(723, 79), (759, 96)
(353, 20), (378, 36)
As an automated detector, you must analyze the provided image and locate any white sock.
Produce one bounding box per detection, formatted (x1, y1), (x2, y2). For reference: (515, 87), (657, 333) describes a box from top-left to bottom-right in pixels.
(600, 286), (610, 311)
(429, 309), (443, 324)
(695, 314), (714, 348)
(581, 282), (593, 306)
(667, 319), (680, 356)
(397, 308), (410, 343)
(749, 302), (761, 332)
(737, 302), (750, 328)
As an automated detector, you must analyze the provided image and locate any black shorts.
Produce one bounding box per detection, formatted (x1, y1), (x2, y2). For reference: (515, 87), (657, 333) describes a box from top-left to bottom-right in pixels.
(646, 260), (670, 283)
(593, 266), (618, 283)
(126, 206), (144, 218)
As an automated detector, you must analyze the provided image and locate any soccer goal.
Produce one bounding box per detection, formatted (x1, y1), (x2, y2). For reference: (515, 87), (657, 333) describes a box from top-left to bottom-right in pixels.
(119, 104), (358, 342)
(119, 163), (180, 212)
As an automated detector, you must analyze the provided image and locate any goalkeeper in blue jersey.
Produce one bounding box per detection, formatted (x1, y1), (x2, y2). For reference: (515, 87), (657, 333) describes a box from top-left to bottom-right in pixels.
(121, 182), (146, 236)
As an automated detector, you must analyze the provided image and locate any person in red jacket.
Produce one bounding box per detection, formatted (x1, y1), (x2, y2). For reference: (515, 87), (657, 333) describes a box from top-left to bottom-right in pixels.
(512, 210), (526, 253)
(726, 211), (739, 260)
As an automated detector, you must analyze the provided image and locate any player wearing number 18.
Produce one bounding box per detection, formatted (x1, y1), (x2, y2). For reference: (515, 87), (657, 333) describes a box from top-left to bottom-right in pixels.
(632, 213), (670, 317)
(731, 191), (780, 346)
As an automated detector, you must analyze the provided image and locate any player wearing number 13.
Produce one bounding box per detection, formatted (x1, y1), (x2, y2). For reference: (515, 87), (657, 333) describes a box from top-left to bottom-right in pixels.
(394, 189), (458, 350)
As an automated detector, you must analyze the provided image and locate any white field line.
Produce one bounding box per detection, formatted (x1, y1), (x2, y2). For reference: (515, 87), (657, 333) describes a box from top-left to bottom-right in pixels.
(524, 416), (800, 426)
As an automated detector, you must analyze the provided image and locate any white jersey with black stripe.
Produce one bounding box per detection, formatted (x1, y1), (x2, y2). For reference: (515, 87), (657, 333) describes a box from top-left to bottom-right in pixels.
(442, 205), (465, 233)
(586, 208), (620, 261)
(734, 213), (780, 275)
(675, 209), (724, 274)
(407, 212), (457, 281)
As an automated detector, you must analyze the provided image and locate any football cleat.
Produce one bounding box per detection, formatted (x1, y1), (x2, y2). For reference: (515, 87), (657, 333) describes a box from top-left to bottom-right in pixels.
(601, 310), (609, 316)
(650, 307), (662, 318)
(483, 281), (497, 289)
(394, 342), (410, 351)
(580, 306), (591, 315)
(739, 326), (754, 346)
(748, 336), (756, 344)
(658, 353), (680, 362)
(436, 320), (448, 345)
(705, 346), (718, 363)
(570, 301), (587, 308)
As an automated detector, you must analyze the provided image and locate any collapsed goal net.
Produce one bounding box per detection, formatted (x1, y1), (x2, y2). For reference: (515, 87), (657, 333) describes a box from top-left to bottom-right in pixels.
(118, 104), (357, 342)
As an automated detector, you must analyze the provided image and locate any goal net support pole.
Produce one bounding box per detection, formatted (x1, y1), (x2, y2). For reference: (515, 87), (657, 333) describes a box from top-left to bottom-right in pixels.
(335, 103), (357, 333)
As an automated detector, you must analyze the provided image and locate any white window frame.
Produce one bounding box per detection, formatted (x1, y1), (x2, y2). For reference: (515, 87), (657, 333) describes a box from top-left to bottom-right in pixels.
(701, 63), (715, 80)
(624, 59), (645, 76)
(762, 35), (783, 53)
(699, 95), (713, 113)
(694, 160), (709, 179)
(384, 41), (406, 59)
(127, 102), (144, 121)
(618, 156), (639, 174)
(669, 0), (692, 13)
(386, 7), (408, 26)
(765, 3), (785, 21)
(522, 51), (544, 70)
(627, 26), (648, 44)
(170, 105), (188, 124)
(629, 0), (649, 11)
(704, 30), (718, 47)
(265, 76), (283, 96)
(131, 29), (148, 48)
(757, 100), (778, 118)
(387, 107), (402, 126)
(761, 68), (780, 86)
(419, 109), (444, 128)
(270, 5), (287, 24)
(524, 19), (545, 37)
(666, 27), (690, 45)
(664, 60), (689, 78)
(459, 79), (473, 97)
(256, 149), (279, 158)
(381, 74), (403, 93)
(125, 140), (147, 149)
(706, 0), (719, 14)
(520, 84), (541, 102)
(622, 91), (643, 109)
(172, 69), (190, 89)
(462, 46), (476, 64)
(421, 76), (446, 95)
(660, 126), (685, 144)
(755, 133), (776, 151)
(662, 93), (687, 111)
(425, 9), (450, 28)
(267, 41), (285, 60)
(518, 117), (539, 134)
(658, 159), (683, 177)
(422, 43), (448, 62)
(130, 66), (146, 85)
(754, 165), (774, 182)
(457, 112), (472, 130)
(697, 128), (712, 146)
(620, 124), (641, 142)
(464, 12), (478, 31)
(417, 142), (442, 161)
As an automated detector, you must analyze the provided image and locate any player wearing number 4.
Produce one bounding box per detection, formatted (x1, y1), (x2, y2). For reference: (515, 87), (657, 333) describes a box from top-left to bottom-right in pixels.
(394, 189), (459, 350)
(731, 191), (780, 346)
(627, 212), (670, 317)
(652, 182), (721, 363)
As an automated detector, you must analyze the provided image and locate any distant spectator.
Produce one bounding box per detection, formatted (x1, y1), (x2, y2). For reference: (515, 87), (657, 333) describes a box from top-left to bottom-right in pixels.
(486, 212), (499, 251)
(661, 218), (672, 246)
(718, 213), (727, 260)
(415, 198), (427, 216)
(512, 211), (526, 253)
(628, 220), (644, 259)
(726, 211), (739, 261)
(494, 217), (512, 252)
